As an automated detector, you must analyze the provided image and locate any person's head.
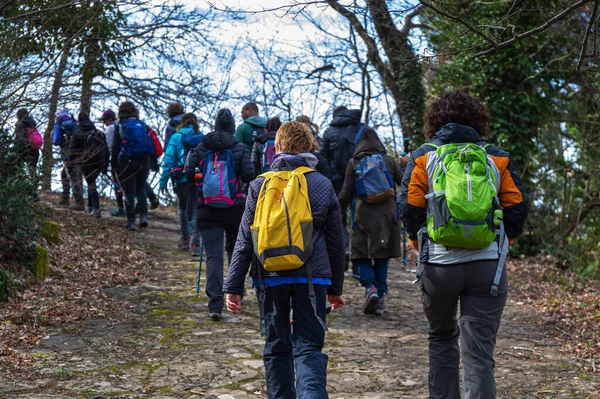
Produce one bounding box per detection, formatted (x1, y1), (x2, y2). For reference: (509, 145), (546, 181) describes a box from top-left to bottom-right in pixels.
(99, 109), (116, 125)
(424, 90), (491, 140)
(215, 108), (235, 133)
(332, 105), (347, 118)
(166, 102), (184, 118)
(16, 108), (28, 121)
(295, 115), (319, 137)
(275, 121), (318, 155)
(56, 108), (70, 121)
(118, 101), (139, 120)
(178, 112), (199, 133)
(78, 111), (90, 122)
(358, 127), (380, 143)
(241, 102), (259, 120)
(265, 117), (282, 133)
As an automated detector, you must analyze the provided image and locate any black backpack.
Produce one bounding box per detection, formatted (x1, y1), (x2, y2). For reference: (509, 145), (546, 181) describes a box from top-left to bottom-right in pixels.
(333, 123), (366, 177)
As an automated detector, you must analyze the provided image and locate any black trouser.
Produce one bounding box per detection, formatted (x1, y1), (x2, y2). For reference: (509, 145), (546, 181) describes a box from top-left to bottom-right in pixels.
(61, 163), (84, 204)
(332, 179), (349, 253)
(81, 163), (102, 211)
(145, 182), (157, 202)
(419, 260), (508, 399)
(117, 156), (149, 222)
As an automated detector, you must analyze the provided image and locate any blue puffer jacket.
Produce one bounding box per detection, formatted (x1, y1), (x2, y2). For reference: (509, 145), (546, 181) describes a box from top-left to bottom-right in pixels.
(224, 153), (346, 296)
(160, 125), (203, 188)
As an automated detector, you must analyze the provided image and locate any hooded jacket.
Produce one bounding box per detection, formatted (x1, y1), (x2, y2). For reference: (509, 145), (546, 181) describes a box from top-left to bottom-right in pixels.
(185, 109), (254, 208)
(235, 114), (267, 154)
(164, 114), (183, 150)
(70, 117), (104, 167)
(14, 115), (37, 155)
(160, 125), (203, 188)
(223, 152), (345, 297)
(320, 109), (366, 182)
(338, 137), (404, 259)
(399, 123), (529, 264)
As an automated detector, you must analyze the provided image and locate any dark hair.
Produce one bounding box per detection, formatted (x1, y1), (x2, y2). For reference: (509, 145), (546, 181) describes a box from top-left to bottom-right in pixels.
(359, 128), (379, 142)
(265, 117), (282, 133)
(424, 90), (491, 140)
(166, 102), (184, 118)
(118, 101), (139, 120)
(16, 108), (28, 120)
(178, 112), (199, 133)
(78, 111), (90, 122)
(243, 102), (259, 114)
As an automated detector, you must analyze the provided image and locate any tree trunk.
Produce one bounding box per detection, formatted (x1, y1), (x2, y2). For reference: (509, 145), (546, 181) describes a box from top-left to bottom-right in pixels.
(41, 44), (71, 191)
(80, 40), (100, 116)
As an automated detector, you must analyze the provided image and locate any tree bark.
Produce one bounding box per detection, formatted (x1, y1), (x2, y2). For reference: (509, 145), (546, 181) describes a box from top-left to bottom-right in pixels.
(41, 43), (71, 191)
(80, 40), (100, 116)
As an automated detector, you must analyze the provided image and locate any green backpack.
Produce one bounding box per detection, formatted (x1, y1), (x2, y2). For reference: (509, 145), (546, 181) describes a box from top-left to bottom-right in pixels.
(426, 143), (503, 249)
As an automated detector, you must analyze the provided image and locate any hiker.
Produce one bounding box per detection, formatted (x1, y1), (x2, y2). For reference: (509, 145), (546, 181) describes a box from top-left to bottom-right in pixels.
(399, 90), (529, 399)
(338, 128), (404, 316)
(185, 108), (254, 320)
(99, 109), (126, 217)
(164, 102), (184, 150)
(111, 101), (156, 231)
(235, 102), (266, 154)
(224, 121), (345, 398)
(14, 109), (42, 177)
(296, 115), (331, 179)
(159, 113), (203, 255)
(52, 108), (84, 208)
(320, 106), (367, 277)
(70, 112), (109, 217)
(251, 116), (279, 176)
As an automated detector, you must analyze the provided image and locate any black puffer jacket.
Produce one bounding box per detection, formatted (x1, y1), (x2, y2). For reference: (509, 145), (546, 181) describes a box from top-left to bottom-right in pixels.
(320, 109), (366, 182)
(224, 154), (345, 297)
(185, 109), (254, 208)
(70, 118), (102, 166)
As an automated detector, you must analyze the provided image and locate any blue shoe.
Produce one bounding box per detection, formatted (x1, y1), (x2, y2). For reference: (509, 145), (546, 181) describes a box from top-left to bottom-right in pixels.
(110, 207), (125, 217)
(375, 297), (385, 317)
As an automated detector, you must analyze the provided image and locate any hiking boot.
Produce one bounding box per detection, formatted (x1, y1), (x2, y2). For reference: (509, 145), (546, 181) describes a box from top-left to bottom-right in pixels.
(149, 198), (160, 210)
(344, 252), (350, 271)
(178, 238), (191, 251)
(363, 285), (379, 315)
(139, 215), (148, 229)
(191, 244), (200, 257)
(110, 207), (126, 217)
(70, 203), (85, 212)
(374, 297), (385, 317)
(89, 208), (101, 218)
(58, 197), (69, 206)
(85, 206), (92, 214)
(209, 312), (222, 322)
(125, 221), (136, 231)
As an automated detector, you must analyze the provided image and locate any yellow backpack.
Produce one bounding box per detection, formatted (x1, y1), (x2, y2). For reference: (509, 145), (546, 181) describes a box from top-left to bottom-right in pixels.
(251, 166), (314, 272)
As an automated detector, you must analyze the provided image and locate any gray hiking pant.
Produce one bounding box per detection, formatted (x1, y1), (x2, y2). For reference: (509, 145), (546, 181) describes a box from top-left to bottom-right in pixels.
(419, 259), (508, 399)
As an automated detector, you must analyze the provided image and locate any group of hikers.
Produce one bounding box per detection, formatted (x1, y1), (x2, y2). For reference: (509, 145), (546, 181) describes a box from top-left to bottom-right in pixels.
(13, 90), (528, 398)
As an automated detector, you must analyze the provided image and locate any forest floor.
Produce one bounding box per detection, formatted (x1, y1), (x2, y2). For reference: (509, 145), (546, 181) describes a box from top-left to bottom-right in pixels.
(0, 193), (599, 398)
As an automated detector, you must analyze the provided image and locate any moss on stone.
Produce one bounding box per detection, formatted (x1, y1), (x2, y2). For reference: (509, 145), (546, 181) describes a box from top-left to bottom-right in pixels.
(41, 220), (60, 245)
(29, 246), (50, 281)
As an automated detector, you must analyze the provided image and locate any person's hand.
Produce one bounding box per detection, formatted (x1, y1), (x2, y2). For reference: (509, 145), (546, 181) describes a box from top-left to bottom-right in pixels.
(327, 295), (345, 311)
(160, 188), (168, 196)
(399, 153), (411, 164)
(226, 294), (242, 314)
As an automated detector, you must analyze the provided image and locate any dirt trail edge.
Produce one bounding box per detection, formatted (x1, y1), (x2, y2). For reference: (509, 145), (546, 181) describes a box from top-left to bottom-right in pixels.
(0, 207), (596, 399)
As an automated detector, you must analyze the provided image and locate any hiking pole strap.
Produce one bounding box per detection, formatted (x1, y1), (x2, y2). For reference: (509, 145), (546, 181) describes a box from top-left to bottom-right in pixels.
(491, 224), (508, 297)
(306, 263), (328, 332)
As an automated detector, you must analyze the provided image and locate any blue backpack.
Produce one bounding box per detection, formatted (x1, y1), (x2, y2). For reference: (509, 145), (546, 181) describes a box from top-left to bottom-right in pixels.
(355, 153), (395, 204)
(169, 133), (204, 181)
(199, 149), (239, 208)
(119, 119), (155, 157)
(261, 139), (276, 173)
(52, 119), (77, 146)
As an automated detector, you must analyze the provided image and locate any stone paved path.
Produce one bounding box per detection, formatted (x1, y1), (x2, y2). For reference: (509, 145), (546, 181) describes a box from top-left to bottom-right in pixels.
(0, 209), (597, 399)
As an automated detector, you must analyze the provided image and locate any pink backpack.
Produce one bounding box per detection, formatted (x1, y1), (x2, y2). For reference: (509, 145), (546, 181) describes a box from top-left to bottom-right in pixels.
(27, 127), (43, 150)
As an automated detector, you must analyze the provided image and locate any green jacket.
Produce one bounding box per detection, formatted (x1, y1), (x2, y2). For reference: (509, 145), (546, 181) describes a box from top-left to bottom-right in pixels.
(234, 115), (266, 154)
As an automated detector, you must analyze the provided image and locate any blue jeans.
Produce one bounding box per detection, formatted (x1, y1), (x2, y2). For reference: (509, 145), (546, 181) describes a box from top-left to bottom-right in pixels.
(357, 258), (389, 298)
(262, 284), (329, 399)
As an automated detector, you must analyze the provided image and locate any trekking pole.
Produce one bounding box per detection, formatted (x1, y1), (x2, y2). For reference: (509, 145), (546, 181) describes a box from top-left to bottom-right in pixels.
(402, 225), (408, 265)
(196, 241), (204, 294)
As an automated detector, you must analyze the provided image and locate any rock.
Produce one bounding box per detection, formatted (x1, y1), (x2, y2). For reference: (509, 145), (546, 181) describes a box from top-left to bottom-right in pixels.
(29, 246), (50, 281)
(41, 220), (60, 245)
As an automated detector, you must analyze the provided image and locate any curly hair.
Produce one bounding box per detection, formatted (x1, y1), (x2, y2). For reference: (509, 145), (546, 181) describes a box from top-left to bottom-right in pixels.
(275, 121), (318, 154)
(118, 101), (139, 120)
(424, 90), (491, 140)
(166, 102), (184, 118)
